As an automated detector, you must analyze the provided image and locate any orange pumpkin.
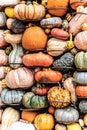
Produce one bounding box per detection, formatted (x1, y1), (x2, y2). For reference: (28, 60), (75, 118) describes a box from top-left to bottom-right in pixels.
(21, 111), (37, 123)
(35, 69), (63, 83)
(70, 0), (87, 10)
(76, 86), (87, 97)
(47, 0), (69, 16)
(22, 52), (54, 67)
(22, 26), (48, 50)
(84, 114), (87, 126)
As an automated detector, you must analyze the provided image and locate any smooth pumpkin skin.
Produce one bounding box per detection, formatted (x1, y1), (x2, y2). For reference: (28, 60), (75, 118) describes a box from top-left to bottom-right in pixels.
(22, 26), (48, 50)
(67, 123), (82, 130)
(84, 114), (87, 126)
(34, 113), (54, 130)
(74, 51), (87, 69)
(47, 0), (69, 16)
(76, 86), (87, 97)
(21, 111), (37, 123)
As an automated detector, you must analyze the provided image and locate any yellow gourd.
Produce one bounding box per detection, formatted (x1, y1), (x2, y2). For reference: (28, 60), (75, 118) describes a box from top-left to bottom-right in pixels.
(5, 7), (15, 18)
(67, 123), (82, 130)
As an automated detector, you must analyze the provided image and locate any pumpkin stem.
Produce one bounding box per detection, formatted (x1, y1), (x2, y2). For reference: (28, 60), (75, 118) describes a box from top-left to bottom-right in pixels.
(4, 67), (12, 74)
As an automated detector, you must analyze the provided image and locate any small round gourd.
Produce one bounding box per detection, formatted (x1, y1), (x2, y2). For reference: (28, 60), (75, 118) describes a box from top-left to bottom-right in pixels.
(54, 107), (79, 124)
(67, 123), (82, 130)
(79, 100), (87, 113)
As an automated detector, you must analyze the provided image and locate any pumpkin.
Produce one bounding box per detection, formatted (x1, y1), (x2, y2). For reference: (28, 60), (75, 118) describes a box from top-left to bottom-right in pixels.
(9, 44), (24, 68)
(63, 77), (77, 104)
(51, 28), (69, 40)
(73, 72), (87, 84)
(3, 30), (22, 44)
(9, 121), (36, 130)
(22, 92), (48, 109)
(74, 51), (87, 69)
(79, 100), (87, 112)
(40, 17), (62, 28)
(0, 66), (11, 80)
(55, 124), (66, 130)
(47, 0), (69, 16)
(54, 107), (79, 124)
(6, 18), (26, 33)
(0, 50), (8, 66)
(53, 52), (74, 68)
(5, 67), (34, 89)
(70, 0), (87, 10)
(22, 52), (53, 67)
(0, 0), (20, 7)
(1, 88), (24, 104)
(67, 123), (82, 130)
(47, 86), (70, 108)
(0, 109), (3, 122)
(76, 86), (87, 97)
(0, 30), (7, 48)
(31, 83), (50, 95)
(74, 31), (87, 51)
(0, 96), (5, 107)
(22, 26), (48, 50)
(35, 69), (63, 83)
(46, 38), (67, 57)
(84, 114), (87, 126)
(14, 2), (46, 20)
(2, 107), (20, 130)
(0, 12), (7, 28)
(21, 111), (37, 123)
(69, 7), (87, 36)
(5, 7), (15, 18)
(34, 113), (54, 130)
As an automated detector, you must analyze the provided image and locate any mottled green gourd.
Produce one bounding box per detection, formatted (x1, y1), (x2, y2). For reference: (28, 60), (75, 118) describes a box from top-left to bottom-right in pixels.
(79, 100), (87, 112)
(74, 51), (87, 69)
(53, 52), (74, 67)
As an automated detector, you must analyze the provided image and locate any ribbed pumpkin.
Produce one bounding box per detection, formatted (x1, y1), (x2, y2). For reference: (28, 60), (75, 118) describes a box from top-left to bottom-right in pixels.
(70, 0), (87, 10)
(76, 86), (87, 97)
(14, 2), (46, 21)
(74, 72), (87, 85)
(2, 107), (20, 130)
(5, 67), (34, 89)
(74, 31), (87, 51)
(22, 26), (48, 50)
(1, 88), (24, 104)
(47, 0), (69, 16)
(34, 113), (54, 130)
(74, 51), (87, 69)
(21, 111), (37, 123)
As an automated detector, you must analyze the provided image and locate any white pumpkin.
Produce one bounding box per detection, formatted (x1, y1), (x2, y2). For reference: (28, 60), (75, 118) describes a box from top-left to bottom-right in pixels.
(9, 121), (36, 130)
(0, 0), (20, 7)
(0, 12), (7, 27)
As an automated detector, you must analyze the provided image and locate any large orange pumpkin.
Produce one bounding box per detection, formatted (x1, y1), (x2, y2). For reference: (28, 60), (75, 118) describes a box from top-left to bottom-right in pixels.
(22, 26), (48, 50)
(47, 0), (69, 16)
(76, 86), (87, 97)
(70, 0), (87, 10)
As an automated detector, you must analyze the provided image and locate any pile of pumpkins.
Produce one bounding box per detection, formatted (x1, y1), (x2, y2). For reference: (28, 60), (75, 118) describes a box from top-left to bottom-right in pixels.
(1, 0), (87, 130)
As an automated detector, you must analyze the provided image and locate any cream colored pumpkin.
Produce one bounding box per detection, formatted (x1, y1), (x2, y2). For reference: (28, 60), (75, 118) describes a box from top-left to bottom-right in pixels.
(2, 107), (20, 130)
(0, 12), (7, 27)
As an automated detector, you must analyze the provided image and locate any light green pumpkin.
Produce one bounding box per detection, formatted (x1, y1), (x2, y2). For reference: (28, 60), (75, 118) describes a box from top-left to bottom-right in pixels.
(74, 51), (87, 69)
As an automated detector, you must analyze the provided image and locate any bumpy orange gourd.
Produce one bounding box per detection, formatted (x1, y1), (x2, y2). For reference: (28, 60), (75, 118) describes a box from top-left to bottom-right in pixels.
(22, 26), (48, 50)
(76, 86), (87, 97)
(21, 111), (37, 123)
(47, 0), (69, 16)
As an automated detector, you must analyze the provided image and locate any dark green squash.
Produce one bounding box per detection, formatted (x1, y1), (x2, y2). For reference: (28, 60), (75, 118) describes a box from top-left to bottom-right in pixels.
(79, 100), (87, 113)
(53, 52), (74, 67)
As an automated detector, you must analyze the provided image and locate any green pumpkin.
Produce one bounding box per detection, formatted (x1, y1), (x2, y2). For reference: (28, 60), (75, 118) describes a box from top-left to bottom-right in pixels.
(22, 92), (35, 108)
(74, 51), (87, 69)
(31, 95), (48, 109)
(1, 88), (24, 104)
(22, 92), (48, 109)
